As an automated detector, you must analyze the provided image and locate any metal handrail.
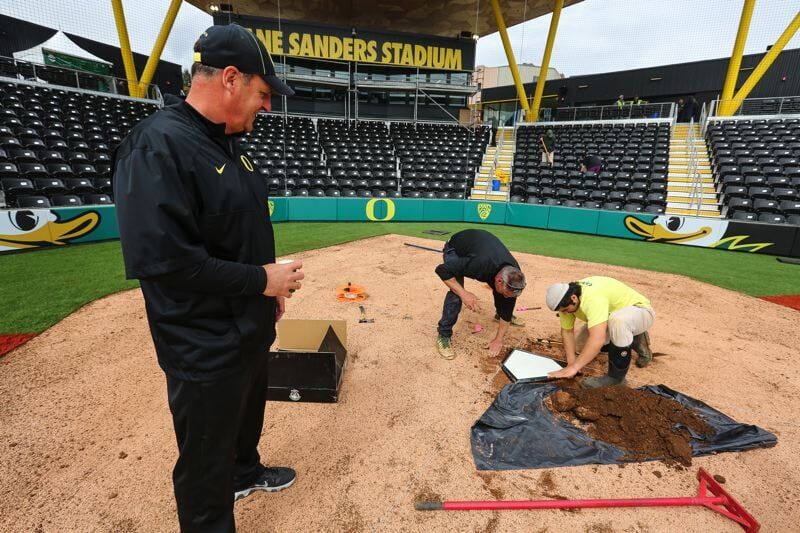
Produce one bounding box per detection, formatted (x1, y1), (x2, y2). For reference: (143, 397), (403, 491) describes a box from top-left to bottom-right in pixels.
(699, 102), (709, 133)
(0, 54), (160, 100)
(540, 102), (676, 122)
(493, 127), (504, 178)
(686, 119), (703, 217)
(710, 95), (800, 117)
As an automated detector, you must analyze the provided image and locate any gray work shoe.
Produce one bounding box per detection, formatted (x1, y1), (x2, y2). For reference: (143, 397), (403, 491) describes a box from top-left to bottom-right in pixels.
(437, 335), (455, 360)
(632, 331), (653, 368)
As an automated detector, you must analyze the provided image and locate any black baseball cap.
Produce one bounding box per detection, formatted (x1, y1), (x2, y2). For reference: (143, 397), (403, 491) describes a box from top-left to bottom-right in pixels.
(193, 24), (294, 97)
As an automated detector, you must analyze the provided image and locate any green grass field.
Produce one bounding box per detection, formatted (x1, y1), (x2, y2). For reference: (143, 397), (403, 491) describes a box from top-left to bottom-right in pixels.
(1, 222), (798, 333)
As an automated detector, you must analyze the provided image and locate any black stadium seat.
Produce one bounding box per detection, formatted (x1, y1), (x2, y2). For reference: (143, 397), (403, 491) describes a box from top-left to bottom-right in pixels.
(50, 194), (82, 206)
(16, 195), (50, 208)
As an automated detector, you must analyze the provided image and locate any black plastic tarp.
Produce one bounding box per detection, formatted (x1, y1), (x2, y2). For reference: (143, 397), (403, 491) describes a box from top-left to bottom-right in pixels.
(471, 382), (777, 471)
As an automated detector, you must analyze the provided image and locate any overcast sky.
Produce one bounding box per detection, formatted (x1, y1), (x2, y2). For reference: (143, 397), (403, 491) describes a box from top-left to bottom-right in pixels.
(2, 0), (798, 77)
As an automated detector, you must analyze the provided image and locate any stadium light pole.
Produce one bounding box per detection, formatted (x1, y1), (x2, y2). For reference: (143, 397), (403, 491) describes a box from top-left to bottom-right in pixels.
(136, 0), (183, 99)
(489, 0), (532, 122)
(719, 0), (756, 116)
(111, 0), (140, 98)
(727, 9), (800, 115)
(530, 0), (564, 123)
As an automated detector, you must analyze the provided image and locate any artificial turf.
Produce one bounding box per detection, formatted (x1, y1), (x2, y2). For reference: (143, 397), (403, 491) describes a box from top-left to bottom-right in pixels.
(1, 222), (798, 333)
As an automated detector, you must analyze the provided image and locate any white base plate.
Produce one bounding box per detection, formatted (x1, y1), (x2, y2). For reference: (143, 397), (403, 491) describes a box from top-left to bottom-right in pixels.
(501, 349), (563, 382)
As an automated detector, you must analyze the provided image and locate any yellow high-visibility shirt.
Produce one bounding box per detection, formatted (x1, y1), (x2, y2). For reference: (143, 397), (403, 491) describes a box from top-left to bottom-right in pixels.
(560, 276), (651, 330)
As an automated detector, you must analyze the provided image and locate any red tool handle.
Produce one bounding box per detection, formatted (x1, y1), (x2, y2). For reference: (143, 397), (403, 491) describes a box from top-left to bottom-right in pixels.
(420, 495), (726, 511)
(415, 469), (759, 532)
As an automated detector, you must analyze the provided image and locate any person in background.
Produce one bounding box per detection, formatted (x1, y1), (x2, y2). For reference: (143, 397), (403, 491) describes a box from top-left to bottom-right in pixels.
(676, 97), (687, 122)
(689, 95), (702, 122)
(580, 154), (603, 174)
(540, 129), (556, 166)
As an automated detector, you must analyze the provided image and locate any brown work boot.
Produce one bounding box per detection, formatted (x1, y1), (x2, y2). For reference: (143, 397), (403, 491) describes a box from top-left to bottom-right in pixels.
(632, 331), (653, 368)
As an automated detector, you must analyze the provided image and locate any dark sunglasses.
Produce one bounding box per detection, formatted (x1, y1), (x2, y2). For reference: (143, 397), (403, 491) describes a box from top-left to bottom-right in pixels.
(505, 283), (525, 296)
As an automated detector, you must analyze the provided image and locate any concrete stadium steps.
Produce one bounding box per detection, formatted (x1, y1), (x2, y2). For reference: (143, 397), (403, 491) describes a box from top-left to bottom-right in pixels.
(471, 127), (514, 200)
(665, 205), (725, 217)
(665, 123), (721, 218)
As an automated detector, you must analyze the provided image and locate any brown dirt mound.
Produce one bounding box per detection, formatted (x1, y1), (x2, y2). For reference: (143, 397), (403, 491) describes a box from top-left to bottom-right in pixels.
(547, 384), (714, 467)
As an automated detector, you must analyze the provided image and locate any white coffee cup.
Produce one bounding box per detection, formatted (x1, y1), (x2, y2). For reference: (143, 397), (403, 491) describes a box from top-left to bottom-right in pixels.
(278, 259), (298, 293)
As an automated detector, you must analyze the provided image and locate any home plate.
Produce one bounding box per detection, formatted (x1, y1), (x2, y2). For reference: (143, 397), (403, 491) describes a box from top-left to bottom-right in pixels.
(501, 349), (564, 383)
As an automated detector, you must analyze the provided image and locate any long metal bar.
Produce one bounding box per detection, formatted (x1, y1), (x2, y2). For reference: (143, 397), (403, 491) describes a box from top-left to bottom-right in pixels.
(727, 10), (800, 115)
(430, 495), (728, 511)
(530, 0), (565, 122)
(413, 67), (419, 123)
(136, 0), (182, 99)
(489, 0), (532, 121)
(418, 88), (469, 129)
(110, 0), (139, 97)
(719, 0), (756, 115)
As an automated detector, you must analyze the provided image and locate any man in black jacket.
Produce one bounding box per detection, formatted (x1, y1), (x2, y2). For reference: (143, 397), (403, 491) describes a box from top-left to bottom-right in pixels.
(434, 229), (527, 359)
(114, 24), (301, 532)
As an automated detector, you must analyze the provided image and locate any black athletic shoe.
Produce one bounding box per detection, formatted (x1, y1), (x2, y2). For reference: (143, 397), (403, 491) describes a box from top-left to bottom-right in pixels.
(234, 467), (296, 501)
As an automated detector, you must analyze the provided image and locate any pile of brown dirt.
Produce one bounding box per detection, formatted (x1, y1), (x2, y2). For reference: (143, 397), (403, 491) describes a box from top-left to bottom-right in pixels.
(547, 384), (715, 467)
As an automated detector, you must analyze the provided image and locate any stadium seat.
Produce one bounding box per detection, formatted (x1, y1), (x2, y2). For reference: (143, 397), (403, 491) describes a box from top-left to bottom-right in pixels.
(16, 195), (50, 208)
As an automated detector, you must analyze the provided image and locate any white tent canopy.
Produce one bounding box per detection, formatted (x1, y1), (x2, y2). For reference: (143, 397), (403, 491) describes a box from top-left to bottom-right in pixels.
(13, 30), (112, 66)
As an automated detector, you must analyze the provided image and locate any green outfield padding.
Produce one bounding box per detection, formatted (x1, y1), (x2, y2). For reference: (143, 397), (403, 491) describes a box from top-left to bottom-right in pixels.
(2, 199), (799, 259)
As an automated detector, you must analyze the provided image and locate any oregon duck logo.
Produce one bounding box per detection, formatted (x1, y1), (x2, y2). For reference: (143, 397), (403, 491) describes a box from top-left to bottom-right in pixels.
(240, 155), (254, 172)
(0, 209), (100, 251)
(365, 198), (395, 221)
(624, 215), (772, 251)
(268, 200), (275, 216)
(477, 203), (492, 221)
(624, 215), (714, 243)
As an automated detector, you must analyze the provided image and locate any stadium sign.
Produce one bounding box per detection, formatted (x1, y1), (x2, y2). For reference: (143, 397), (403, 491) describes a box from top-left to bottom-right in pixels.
(214, 15), (475, 71)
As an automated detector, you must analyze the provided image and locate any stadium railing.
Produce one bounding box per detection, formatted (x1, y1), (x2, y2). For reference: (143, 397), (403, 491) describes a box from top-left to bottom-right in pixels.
(0, 55), (161, 101)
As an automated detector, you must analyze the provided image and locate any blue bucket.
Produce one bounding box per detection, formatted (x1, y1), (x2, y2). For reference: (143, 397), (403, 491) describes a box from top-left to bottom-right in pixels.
(491, 179), (501, 191)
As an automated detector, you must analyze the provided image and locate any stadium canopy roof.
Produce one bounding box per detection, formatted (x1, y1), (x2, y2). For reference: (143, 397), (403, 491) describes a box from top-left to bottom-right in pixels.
(13, 30), (113, 66)
(186, 0), (583, 38)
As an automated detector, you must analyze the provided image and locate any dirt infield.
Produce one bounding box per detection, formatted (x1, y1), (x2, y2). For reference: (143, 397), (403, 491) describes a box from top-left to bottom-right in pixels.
(1, 234), (799, 532)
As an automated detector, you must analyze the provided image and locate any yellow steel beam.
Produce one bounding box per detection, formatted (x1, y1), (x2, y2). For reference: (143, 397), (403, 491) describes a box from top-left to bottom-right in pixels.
(110, 0), (139, 97)
(727, 9), (800, 115)
(489, 0), (532, 121)
(719, 0), (756, 115)
(530, 0), (564, 122)
(136, 0), (183, 99)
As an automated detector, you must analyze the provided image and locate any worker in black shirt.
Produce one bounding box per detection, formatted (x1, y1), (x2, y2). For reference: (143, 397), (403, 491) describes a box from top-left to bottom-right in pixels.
(113, 24), (301, 532)
(434, 229), (527, 359)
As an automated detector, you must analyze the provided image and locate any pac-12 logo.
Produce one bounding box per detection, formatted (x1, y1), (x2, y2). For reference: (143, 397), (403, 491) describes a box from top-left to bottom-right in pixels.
(477, 203), (492, 221)
(365, 198), (396, 221)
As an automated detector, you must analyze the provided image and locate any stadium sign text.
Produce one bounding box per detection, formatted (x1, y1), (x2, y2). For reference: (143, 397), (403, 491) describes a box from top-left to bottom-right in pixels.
(216, 15), (475, 71)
